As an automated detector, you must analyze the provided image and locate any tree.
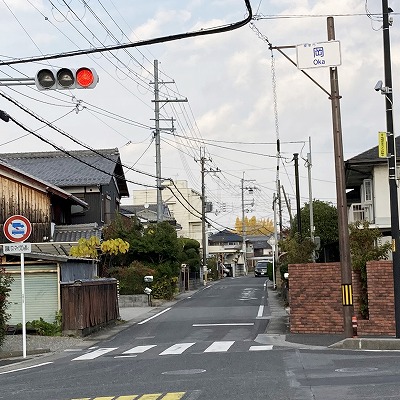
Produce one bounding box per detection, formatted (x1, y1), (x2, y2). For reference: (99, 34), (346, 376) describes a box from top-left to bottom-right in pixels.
(0, 268), (13, 348)
(234, 216), (274, 236)
(69, 236), (130, 276)
(178, 238), (201, 273)
(291, 200), (339, 261)
(349, 220), (391, 318)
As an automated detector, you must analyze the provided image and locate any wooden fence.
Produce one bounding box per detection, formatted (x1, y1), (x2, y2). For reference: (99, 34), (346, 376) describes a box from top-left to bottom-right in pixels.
(61, 278), (119, 336)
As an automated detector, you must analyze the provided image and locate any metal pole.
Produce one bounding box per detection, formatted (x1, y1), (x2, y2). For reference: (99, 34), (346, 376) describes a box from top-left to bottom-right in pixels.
(327, 17), (354, 337)
(381, 0), (400, 338)
(154, 60), (163, 222)
(21, 252), (27, 358)
(293, 153), (302, 238)
(308, 137), (315, 261)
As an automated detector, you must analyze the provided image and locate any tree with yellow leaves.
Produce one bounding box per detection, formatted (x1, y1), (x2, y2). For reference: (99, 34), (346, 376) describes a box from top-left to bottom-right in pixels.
(234, 216), (274, 236)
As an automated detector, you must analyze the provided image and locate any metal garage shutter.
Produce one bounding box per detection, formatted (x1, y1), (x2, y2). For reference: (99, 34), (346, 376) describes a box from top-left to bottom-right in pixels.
(7, 272), (59, 326)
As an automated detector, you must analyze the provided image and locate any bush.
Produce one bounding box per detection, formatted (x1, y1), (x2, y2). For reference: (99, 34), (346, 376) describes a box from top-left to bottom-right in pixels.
(152, 276), (178, 300)
(108, 261), (155, 295)
(0, 268), (13, 348)
(25, 312), (62, 336)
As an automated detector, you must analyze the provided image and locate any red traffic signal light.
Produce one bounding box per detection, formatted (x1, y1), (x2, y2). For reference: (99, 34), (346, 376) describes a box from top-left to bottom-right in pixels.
(35, 67), (98, 90)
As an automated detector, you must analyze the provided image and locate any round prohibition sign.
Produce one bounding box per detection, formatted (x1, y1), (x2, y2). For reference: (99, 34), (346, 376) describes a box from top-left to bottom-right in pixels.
(3, 215), (32, 243)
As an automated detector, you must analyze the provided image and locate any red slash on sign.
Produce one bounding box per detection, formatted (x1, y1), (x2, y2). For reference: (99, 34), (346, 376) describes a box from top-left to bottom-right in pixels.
(3, 215), (32, 243)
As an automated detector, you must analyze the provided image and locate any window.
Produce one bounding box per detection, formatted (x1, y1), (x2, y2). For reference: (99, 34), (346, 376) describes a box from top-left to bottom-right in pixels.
(362, 179), (373, 204)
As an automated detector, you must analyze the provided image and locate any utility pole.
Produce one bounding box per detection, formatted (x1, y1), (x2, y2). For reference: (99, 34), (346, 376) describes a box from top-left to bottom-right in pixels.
(307, 137), (315, 261)
(293, 153), (302, 238)
(241, 173), (246, 275)
(152, 59), (187, 222)
(197, 148), (218, 284)
(153, 60), (162, 222)
(327, 17), (354, 337)
(381, 1), (400, 338)
(241, 173), (256, 275)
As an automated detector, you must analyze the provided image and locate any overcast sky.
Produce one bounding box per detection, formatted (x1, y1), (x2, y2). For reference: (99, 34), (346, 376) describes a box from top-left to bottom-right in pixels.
(0, 0), (398, 231)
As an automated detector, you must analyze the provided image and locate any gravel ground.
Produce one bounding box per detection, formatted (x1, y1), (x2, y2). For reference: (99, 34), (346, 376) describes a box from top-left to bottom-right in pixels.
(0, 334), (87, 358)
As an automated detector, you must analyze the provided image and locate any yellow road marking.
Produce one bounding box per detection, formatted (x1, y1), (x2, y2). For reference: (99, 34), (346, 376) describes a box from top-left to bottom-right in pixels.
(116, 396), (139, 400)
(161, 392), (186, 399)
(138, 395), (162, 400)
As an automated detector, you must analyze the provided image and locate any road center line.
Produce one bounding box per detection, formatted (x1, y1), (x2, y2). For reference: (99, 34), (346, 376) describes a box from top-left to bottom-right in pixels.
(138, 307), (171, 325)
(192, 323), (254, 327)
(257, 305), (264, 318)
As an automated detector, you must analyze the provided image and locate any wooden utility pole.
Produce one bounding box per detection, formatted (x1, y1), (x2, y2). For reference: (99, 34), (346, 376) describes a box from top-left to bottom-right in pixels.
(327, 17), (354, 337)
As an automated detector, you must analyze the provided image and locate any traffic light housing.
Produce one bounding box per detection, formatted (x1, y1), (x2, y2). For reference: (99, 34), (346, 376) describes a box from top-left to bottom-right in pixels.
(35, 67), (98, 90)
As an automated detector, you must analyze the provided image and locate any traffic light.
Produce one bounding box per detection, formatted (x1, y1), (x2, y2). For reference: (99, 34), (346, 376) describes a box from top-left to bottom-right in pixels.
(35, 67), (98, 90)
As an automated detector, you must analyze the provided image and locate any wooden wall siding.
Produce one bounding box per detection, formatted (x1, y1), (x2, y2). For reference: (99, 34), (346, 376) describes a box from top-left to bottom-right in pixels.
(61, 279), (119, 336)
(288, 261), (396, 336)
(0, 176), (51, 242)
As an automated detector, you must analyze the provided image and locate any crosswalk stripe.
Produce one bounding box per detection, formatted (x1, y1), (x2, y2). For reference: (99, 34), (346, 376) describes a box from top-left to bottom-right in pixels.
(72, 348), (118, 361)
(249, 345), (273, 351)
(204, 341), (234, 352)
(159, 343), (195, 355)
(115, 396), (139, 399)
(122, 345), (157, 354)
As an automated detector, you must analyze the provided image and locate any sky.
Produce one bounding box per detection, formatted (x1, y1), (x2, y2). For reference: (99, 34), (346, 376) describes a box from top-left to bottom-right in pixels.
(0, 0), (399, 232)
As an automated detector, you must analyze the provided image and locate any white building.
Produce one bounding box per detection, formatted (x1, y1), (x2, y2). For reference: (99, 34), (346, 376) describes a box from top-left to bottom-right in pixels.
(132, 180), (203, 243)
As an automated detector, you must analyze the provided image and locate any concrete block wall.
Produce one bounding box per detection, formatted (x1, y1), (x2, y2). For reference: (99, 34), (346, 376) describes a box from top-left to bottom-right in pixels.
(288, 261), (395, 336)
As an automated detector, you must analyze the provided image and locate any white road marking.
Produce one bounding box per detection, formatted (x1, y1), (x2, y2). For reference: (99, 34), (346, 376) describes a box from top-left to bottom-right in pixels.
(192, 323), (254, 327)
(122, 345), (157, 354)
(257, 305), (264, 318)
(249, 345), (273, 351)
(138, 307), (171, 325)
(204, 341), (235, 352)
(72, 347), (118, 361)
(0, 362), (53, 375)
(159, 343), (195, 355)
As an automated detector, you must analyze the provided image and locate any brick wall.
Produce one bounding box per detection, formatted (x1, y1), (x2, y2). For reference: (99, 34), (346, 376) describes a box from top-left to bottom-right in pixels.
(288, 263), (343, 334)
(288, 261), (395, 336)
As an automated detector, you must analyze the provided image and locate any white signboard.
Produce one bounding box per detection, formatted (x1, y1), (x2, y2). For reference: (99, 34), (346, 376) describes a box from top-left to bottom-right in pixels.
(3, 242), (31, 254)
(296, 40), (341, 69)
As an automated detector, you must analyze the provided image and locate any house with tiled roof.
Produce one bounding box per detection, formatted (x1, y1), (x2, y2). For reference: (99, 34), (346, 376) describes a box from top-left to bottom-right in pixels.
(208, 229), (244, 276)
(0, 148), (129, 227)
(345, 137), (400, 238)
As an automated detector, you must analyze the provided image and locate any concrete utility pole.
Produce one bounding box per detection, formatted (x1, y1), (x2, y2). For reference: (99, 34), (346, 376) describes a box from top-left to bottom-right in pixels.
(327, 17), (354, 337)
(241, 173), (246, 274)
(293, 153), (302, 238)
(152, 59), (187, 222)
(198, 148), (216, 283)
(307, 137), (315, 261)
(381, 0), (400, 338)
(241, 173), (256, 275)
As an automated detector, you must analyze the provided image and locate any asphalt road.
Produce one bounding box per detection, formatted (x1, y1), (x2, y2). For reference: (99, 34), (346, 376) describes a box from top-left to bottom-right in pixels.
(2, 276), (400, 400)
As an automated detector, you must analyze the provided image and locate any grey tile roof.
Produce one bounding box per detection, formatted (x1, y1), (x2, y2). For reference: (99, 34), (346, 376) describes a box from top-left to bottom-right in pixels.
(0, 148), (129, 196)
(346, 135), (400, 165)
(53, 223), (102, 242)
(0, 158), (87, 207)
(209, 229), (243, 243)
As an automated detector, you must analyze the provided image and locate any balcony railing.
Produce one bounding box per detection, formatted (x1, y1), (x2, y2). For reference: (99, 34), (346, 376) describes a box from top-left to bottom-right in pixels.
(348, 203), (373, 223)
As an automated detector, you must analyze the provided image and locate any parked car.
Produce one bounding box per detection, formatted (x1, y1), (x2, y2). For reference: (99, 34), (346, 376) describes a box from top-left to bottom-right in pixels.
(254, 261), (269, 277)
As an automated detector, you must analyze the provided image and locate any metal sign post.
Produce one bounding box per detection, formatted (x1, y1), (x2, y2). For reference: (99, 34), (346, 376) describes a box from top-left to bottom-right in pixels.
(3, 215), (32, 358)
